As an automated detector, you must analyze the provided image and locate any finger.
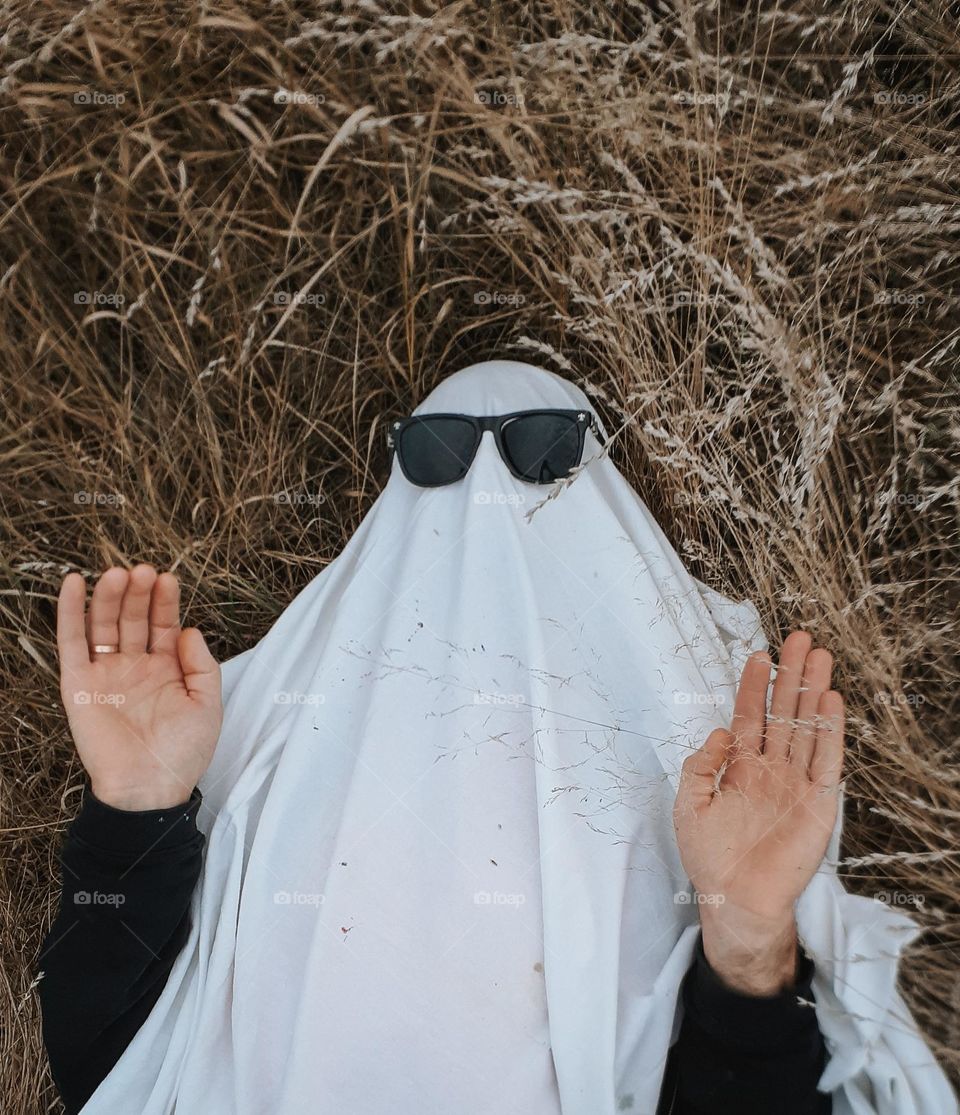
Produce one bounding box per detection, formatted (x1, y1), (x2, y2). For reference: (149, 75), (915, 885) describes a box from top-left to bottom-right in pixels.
(729, 651), (771, 755)
(149, 573), (182, 654)
(86, 567), (130, 652)
(118, 564), (158, 654)
(790, 647), (833, 770)
(809, 690), (844, 788)
(57, 573), (91, 677)
(179, 628), (221, 707)
(677, 728), (731, 810)
(763, 630), (813, 760)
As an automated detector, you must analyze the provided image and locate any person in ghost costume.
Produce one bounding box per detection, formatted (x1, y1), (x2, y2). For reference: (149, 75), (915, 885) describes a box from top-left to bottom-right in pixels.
(39, 360), (956, 1115)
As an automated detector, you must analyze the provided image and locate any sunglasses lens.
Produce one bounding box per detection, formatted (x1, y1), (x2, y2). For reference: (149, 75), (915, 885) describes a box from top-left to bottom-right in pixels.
(501, 413), (582, 483)
(397, 417), (478, 486)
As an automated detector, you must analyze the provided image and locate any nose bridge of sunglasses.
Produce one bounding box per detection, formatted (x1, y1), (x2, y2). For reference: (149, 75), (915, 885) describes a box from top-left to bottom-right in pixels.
(474, 425), (506, 468)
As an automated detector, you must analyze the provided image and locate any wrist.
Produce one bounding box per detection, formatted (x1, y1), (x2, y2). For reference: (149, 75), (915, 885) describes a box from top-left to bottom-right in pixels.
(698, 902), (799, 995)
(89, 779), (194, 812)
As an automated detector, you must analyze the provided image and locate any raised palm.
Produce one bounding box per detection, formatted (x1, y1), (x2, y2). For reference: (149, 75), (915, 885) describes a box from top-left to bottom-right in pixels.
(57, 565), (223, 811)
(673, 630), (845, 923)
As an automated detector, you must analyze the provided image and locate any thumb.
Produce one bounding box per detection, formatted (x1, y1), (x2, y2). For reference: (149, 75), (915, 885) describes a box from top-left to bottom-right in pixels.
(677, 728), (732, 810)
(178, 628), (221, 706)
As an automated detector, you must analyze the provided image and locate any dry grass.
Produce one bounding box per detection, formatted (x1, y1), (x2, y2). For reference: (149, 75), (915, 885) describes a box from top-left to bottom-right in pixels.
(1, 1), (958, 1109)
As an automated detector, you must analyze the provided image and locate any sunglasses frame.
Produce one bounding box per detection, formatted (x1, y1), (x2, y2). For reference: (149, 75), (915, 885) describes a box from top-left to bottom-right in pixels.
(386, 408), (601, 488)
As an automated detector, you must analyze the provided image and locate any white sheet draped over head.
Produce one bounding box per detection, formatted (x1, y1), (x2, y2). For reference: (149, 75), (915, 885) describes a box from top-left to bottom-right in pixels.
(80, 359), (956, 1115)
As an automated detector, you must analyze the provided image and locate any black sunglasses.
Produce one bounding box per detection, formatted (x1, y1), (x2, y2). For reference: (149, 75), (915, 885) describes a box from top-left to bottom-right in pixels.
(386, 409), (601, 488)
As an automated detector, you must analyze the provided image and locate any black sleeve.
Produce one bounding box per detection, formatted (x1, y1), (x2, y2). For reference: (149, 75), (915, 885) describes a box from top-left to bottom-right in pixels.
(35, 785), (205, 1115)
(657, 932), (832, 1115)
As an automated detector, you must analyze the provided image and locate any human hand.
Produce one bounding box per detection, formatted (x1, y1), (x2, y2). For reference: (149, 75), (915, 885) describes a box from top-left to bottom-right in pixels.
(57, 565), (223, 811)
(672, 630), (844, 992)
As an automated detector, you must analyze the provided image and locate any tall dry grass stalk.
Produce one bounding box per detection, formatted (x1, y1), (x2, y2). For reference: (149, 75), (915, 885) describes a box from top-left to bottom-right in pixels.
(1, 1), (958, 1109)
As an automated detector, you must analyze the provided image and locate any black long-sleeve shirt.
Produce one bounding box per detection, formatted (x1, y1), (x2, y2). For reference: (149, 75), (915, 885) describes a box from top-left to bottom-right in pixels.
(36, 786), (832, 1115)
